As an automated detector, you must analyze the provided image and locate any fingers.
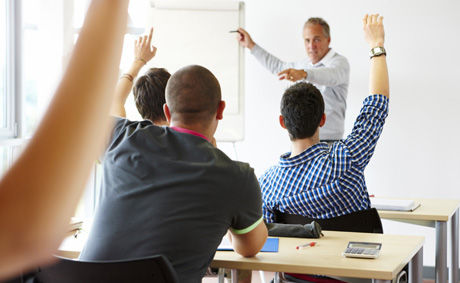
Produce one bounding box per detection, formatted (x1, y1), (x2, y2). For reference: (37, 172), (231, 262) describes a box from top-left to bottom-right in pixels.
(363, 14), (368, 29)
(147, 27), (153, 45)
(278, 69), (293, 81)
(363, 14), (383, 26)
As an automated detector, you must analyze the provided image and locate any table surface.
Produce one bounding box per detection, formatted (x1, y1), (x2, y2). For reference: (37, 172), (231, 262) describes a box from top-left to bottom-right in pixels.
(210, 231), (424, 280)
(375, 198), (460, 221)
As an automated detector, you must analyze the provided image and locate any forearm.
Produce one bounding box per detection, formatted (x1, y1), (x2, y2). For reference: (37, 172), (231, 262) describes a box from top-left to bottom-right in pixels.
(369, 55), (389, 98)
(305, 59), (350, 86)
(110, 60), (145, 117)
(0, 0), (128, 277)
(251, 44), (294, 74)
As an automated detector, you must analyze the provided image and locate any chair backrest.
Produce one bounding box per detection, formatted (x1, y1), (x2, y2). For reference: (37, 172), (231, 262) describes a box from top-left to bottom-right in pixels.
(274, 208), (383, 234)
(32, 254), (179, 283)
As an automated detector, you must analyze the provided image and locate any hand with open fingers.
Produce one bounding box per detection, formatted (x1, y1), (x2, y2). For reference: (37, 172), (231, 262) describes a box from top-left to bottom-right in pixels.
(363, 14), (385, 48)
(134, 27), (157, 65)
(236, 28), (255, 50)
(278, 69), (306, 82)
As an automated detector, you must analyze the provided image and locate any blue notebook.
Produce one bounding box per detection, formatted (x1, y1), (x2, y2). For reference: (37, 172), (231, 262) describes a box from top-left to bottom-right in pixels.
(217, 237), (279, 252)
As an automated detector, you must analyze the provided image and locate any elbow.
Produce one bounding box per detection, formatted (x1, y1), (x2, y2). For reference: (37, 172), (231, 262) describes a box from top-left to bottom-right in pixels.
(236, 247), (262, 258)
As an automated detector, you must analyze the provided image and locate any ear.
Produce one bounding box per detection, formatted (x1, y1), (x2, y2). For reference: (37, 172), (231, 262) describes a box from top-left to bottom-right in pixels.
(163, 103), (172, 123)
(327, 36), (331, 46)
(216, 101), (226, 120)
(319, 113), (326, 127)
(279, 115), (287, 129)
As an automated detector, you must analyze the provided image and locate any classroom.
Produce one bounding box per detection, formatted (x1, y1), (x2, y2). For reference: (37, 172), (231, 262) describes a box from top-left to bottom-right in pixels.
(1, 0), (459, 282)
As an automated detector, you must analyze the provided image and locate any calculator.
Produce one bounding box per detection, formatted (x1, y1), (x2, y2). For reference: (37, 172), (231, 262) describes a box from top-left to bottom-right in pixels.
(342, 241), (382, 259)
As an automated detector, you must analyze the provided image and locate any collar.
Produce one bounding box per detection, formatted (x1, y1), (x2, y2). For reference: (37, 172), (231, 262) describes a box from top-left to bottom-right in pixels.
(170, 126), (210, 142)
(279, 142), (330, 167)
(311, 48), (336, 67)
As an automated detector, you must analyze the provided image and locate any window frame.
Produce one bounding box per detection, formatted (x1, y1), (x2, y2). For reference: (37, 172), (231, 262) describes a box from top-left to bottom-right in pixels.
(0, 0), (19, 139)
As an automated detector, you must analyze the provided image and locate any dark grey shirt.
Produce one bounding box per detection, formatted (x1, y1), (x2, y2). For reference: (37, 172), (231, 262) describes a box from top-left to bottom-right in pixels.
(79, 118), (263, 283)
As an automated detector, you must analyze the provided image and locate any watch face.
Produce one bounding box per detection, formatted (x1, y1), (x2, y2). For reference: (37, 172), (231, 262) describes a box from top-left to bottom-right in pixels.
(370, 47), (386, 57)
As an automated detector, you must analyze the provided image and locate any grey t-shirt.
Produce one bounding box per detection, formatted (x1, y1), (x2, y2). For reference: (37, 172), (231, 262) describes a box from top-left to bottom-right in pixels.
(79, 118), (263, 283)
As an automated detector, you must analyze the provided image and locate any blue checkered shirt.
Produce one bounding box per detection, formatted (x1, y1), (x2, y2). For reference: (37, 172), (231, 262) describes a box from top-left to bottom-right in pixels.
(259, 94), (389, 222)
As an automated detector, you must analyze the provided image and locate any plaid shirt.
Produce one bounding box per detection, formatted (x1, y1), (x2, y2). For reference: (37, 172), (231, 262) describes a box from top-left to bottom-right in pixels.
(259, 94), (389, 222)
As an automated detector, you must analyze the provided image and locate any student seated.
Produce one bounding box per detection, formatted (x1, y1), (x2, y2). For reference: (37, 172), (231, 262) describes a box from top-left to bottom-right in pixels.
(79, 31), (268, 283)
(259, 14), (389, 223)
(0, 0), (128, 280)
(110, 27), (170, 126)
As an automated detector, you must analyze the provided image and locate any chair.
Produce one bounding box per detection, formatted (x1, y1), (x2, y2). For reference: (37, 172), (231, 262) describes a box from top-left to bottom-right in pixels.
(274, 208), (383, 234)
(30, 254), (179, 283)
(272, 208), (387, 283)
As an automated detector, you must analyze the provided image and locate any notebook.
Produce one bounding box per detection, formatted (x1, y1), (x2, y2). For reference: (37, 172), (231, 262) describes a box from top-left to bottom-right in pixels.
(217, 237), (279, 252)
(370, 198), (421, 212)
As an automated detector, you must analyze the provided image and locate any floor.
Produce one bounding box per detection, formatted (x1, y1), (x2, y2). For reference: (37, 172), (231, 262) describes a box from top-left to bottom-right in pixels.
(202, 270), (438, 282)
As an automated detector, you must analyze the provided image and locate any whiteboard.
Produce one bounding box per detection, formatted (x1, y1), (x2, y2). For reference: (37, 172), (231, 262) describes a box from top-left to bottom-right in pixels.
(149, 0), (245, 141)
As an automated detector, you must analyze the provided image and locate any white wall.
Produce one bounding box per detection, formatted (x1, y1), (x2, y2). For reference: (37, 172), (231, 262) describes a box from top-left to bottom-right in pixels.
(218, 0), (460, 267)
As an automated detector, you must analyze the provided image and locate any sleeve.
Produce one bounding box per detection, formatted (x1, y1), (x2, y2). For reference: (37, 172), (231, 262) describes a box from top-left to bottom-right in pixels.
(342, 94), (389, 170)
(230, 165), (264, 234)
(251, 44), (299, 74)
(258, 172), (276, 224)
(305, 55), (350, 86)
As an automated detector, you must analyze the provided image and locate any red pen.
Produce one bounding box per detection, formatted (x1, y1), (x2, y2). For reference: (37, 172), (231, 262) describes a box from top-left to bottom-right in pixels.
(296, 242), (317, 249)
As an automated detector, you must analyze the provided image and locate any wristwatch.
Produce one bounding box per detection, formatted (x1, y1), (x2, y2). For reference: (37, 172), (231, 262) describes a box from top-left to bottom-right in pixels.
(369, 46), (386, 59)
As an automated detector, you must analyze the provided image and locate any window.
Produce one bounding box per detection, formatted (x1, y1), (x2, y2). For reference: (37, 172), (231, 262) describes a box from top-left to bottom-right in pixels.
(22, 0), (39, 137)
(0, 1), (6, 128)
(72, 0), (149, 217)
(0, 0), (15, 138)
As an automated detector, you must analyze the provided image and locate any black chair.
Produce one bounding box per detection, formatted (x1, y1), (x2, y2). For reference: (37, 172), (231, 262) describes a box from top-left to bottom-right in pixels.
(30, 254), (179, 283)
(272, 208), (389, 283)
(274, 207), (383, 234)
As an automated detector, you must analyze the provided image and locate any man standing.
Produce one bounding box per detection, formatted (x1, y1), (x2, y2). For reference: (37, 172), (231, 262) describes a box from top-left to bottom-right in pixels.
(237, 18), (349, 141)
(259, 14), (388, 223)
(79, 62), (268, 282)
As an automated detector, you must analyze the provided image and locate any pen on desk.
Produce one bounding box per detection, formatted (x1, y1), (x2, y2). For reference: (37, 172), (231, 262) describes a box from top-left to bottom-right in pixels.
(296, 242), (316, 249)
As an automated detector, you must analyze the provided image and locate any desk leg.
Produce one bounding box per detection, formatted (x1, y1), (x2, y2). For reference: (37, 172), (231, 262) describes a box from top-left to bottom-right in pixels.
(450, 208), (459, 283)
(231, 269), (238, 283)
(218, 268), (225, 283)
(436, 221), (448, 283)
(409, 247), (423, 283)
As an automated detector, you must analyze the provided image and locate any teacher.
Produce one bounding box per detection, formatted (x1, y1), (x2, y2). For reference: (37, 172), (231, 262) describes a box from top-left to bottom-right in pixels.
(237, 17), (349, 141)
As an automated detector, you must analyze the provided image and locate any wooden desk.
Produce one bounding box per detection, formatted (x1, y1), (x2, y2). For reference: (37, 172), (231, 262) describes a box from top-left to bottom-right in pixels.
(210, 231), (425, 283)
(377, 198), (460, 283)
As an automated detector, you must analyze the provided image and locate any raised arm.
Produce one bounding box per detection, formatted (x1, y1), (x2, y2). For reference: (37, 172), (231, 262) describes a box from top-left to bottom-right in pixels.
(0, 0), (128, 279)
(363, 14), (388, 98)
(110, 27), (157, 117)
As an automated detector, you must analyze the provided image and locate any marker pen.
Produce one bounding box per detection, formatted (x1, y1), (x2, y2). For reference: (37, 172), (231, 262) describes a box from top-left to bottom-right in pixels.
(296, 242), (317, 249)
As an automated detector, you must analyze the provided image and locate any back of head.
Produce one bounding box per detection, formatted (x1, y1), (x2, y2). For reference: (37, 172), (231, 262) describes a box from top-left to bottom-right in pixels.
(166, 65), (221, 125)
(133, 68), (171, 124)
(304, 17), (330, 38)
(281, 82), (324, 140)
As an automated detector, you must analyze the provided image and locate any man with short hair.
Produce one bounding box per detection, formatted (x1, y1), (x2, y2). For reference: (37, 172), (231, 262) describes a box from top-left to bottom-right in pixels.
(259, 14), (388, 223)
(80, 52), (268, 282)
(110, 28), (170, 126)
(237, 17), (349, 141)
